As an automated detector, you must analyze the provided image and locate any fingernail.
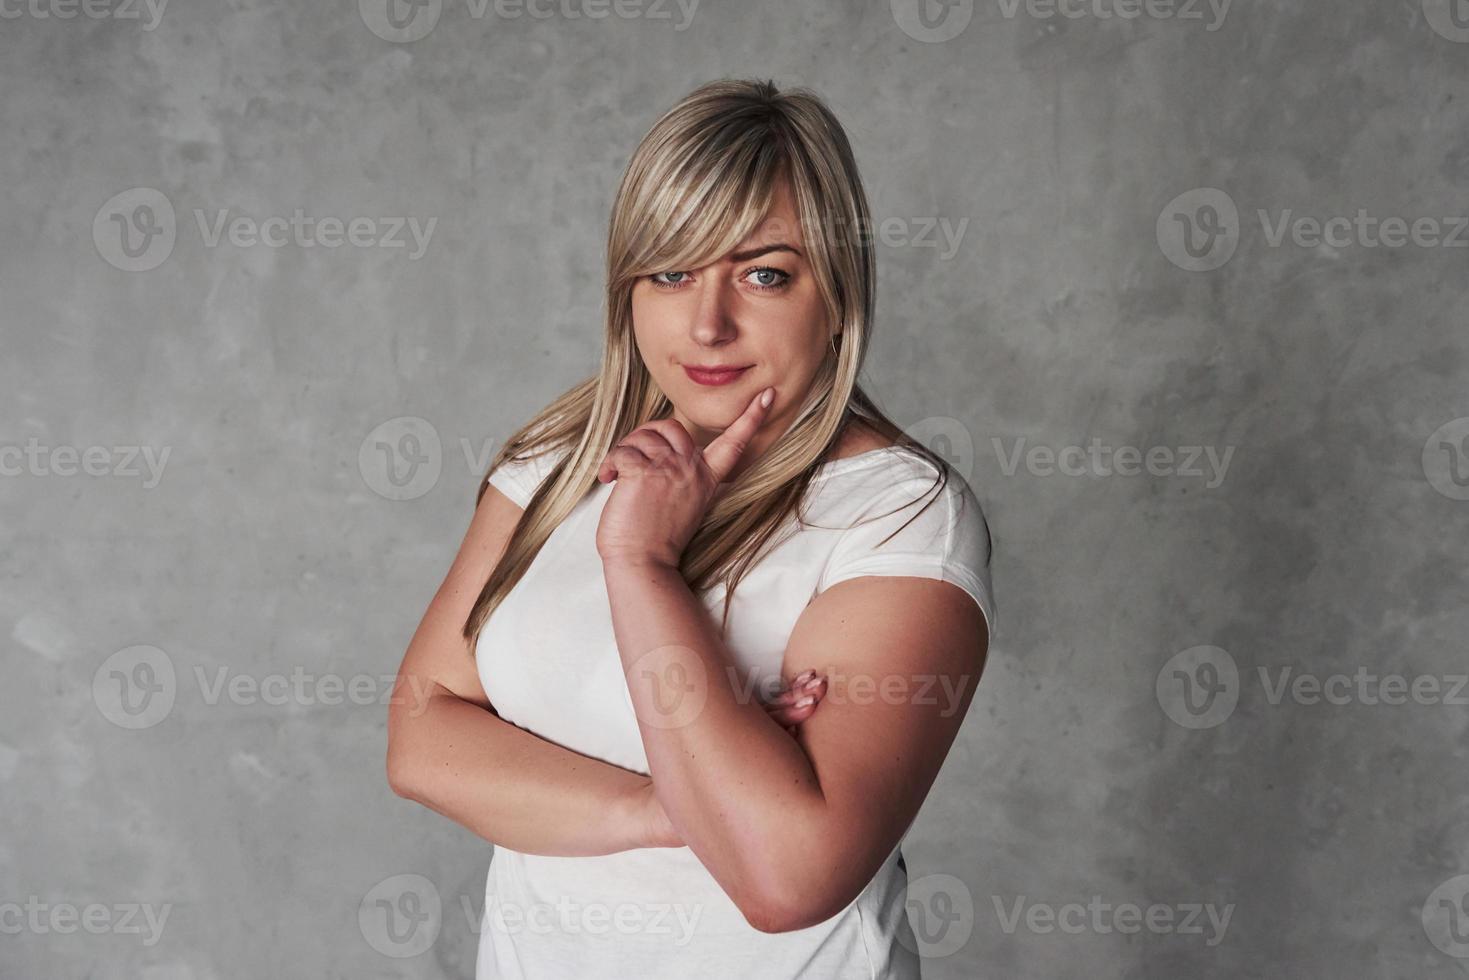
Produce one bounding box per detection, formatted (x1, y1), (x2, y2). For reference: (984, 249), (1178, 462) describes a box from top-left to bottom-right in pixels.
(802, 676), (823, 690)
(795, 696), (815, 708)
(794, 669), (815, 684)
(760, 388), (774, 408)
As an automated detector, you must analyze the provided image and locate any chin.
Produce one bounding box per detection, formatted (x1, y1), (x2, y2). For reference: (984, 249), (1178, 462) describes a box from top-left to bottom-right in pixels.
(671, 396), (744, 433)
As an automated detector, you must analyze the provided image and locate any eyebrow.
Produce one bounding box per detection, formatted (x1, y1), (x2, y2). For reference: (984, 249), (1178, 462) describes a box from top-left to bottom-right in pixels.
(727, 242), (803, 263)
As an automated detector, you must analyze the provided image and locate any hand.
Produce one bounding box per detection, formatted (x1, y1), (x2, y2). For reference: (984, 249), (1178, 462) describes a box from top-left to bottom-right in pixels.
(760, 669), (829, 737)
(595, 387), (776, 568)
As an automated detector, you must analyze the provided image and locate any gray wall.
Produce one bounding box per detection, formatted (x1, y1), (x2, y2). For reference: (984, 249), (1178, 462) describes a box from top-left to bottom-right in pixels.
(3, 1), (1467, 977)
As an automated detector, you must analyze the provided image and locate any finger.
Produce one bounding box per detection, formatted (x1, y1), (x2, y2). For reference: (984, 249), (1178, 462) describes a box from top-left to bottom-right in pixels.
(597, 444), (648, 484)
(636, 419), (698, 459)
(767, 705), (813, 727)
(700, 387), (775, 484)
(617, 427), (682, 463)
(765, 696), (818, 726)
(766, 674), (825, 706)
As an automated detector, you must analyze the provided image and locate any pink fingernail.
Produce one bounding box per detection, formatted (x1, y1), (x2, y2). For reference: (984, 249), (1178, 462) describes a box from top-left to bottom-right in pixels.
(795, 696), (815, 708)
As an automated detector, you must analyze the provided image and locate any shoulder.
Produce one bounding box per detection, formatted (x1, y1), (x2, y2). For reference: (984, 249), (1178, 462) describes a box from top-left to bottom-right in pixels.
(483, 442), (572, 508)
(811, 444), (995, 633)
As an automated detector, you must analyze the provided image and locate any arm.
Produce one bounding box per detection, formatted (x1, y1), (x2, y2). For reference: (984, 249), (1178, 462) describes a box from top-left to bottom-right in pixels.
(385, 480), (671, 857)
(604, 560), (987, 931)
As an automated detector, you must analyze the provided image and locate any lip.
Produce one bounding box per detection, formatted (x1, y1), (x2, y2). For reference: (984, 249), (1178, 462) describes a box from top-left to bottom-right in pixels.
(683, 364), (752, 386)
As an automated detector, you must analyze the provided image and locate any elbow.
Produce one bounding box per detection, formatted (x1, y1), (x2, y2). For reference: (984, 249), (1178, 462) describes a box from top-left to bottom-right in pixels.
(386, 750), (415, 800)
(738, 877), (846, 935)
(384, 714), (419, 800)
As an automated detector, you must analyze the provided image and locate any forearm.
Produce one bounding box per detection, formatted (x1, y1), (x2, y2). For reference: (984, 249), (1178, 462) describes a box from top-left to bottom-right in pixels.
(390, 690), (659, 857)
(602, 559), (828, 913)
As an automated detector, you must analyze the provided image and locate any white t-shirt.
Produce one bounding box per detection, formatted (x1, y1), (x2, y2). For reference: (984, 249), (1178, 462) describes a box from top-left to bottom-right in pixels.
(475, 440), (995, 980)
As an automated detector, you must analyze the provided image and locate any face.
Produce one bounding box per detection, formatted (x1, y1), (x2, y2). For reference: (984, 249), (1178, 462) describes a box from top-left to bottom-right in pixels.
(631, 178), (833, 474)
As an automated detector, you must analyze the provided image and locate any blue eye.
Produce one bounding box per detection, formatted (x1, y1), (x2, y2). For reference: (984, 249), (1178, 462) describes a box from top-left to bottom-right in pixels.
(646, 266), (792, 292)
(745, 267), (790, 291)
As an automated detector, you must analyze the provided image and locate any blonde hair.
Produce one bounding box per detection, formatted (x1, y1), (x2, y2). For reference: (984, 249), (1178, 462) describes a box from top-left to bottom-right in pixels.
(464, 77), (949, 644)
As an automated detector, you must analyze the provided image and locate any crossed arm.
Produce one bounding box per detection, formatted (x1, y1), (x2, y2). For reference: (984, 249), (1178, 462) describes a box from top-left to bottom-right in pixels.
(387, 478), (989, 932)
(603, 557), (989, 934)
(386, 482), (658, 857)
(385, 482), (827, 858)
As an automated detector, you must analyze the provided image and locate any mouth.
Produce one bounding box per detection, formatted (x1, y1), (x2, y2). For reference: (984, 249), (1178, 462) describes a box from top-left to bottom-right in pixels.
(682, 364), (752, 387)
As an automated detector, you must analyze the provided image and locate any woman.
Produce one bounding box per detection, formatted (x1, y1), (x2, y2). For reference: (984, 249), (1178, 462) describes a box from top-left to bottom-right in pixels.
(386, 77), (995, 979)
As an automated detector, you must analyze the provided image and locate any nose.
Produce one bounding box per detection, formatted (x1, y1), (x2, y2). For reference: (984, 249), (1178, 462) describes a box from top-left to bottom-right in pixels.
(689, 268), (738, 348)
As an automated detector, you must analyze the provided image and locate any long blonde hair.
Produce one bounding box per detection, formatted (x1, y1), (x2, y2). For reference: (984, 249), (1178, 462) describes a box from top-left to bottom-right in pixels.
(464, 77), (949, 645)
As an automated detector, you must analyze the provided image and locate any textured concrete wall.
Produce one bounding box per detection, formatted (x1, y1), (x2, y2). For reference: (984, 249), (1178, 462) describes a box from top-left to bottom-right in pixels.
(3, 1), (1467, 977)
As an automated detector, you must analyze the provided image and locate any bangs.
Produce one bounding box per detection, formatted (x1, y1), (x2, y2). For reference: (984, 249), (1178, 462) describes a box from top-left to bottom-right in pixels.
(617, 132), (793, 285)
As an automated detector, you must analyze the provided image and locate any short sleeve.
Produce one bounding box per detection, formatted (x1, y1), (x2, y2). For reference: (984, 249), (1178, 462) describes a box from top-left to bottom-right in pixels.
(816, 469), (995, 636)
(484, 445), (567, 508)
